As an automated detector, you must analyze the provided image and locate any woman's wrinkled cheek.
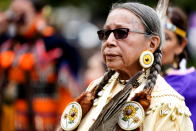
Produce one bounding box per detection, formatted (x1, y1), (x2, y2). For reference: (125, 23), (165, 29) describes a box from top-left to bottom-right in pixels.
(101, 48), (106, 63)
(102, 55), (106, 64)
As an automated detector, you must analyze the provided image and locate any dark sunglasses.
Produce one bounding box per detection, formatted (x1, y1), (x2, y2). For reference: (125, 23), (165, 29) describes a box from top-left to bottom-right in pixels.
(97, 28), (149, 41)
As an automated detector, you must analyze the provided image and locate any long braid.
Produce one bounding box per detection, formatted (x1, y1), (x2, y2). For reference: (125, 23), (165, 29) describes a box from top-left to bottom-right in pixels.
(131, 48), (162, 112)
(95, 69), (115, 98)
(145, 48), (162, 91)
(76, 69), (115, 117)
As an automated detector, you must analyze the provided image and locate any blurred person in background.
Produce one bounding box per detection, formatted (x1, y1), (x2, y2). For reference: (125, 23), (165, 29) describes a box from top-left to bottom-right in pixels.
(162, 6), (196, 129)
(0, 0), (81, 130)
(0, 12), (10, 44)
(188, 13), (196, 61)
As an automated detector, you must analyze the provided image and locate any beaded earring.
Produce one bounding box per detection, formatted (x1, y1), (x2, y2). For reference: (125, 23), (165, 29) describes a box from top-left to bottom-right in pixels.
(139, 50), (154, 69)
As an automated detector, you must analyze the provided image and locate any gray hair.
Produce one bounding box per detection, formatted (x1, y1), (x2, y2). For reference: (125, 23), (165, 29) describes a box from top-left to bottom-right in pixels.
(111, 2), (163, 47)
(111, 2), (163, 91)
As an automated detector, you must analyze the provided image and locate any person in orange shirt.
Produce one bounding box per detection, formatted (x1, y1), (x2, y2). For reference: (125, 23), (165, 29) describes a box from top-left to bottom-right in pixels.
(0, 0), (81, 130)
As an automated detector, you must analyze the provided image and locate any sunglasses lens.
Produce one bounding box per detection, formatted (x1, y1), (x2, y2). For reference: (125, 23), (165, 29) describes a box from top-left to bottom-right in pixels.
(97, 30), (105, 40)
(97, 28), (129, 41)
(97, 30), (112, 40)
(114, 29), (129, 39)
(105, 30), (112, 40)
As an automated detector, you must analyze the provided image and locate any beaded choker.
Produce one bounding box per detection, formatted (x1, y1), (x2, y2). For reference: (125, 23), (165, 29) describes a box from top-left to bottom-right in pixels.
(118, 79), (129, 85)
(118, 69), (150, 87)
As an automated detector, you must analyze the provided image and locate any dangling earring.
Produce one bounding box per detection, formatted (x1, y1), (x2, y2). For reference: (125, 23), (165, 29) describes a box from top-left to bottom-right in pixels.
(172, 54), (179, 69)
(139, 50), (154, 69)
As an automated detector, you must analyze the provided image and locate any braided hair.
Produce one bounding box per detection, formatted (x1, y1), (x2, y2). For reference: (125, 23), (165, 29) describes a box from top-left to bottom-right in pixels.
(145, 49), (162, 91)
(111, 3), (163, 112)
(95, 69), (115, 98)
(76, 69), (115, 116)
(112, 3), (162, 90)
(78, 3), (163, 129)
(78, 2), (163, 116)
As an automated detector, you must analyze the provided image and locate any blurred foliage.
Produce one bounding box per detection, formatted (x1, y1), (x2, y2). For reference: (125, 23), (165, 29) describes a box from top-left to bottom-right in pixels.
(46, 0), (158, 19)
(0, 0), (11, 11)
(172, 0), (196, 14)
(45, 0), (196, 21)
(0, 0), (196, 15)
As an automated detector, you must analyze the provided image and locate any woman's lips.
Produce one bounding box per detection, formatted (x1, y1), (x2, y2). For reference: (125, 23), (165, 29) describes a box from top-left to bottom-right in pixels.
(105, 53), (120, 60)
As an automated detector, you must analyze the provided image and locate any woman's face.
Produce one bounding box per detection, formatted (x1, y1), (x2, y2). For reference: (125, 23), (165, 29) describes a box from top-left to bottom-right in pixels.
(101, 8), (152, 77)
(162, 26), (185, 65)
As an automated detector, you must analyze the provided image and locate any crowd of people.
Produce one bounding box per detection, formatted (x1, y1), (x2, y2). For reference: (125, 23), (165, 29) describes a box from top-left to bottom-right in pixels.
(0, 0), (81, 130)
(0, 0), (195, 131)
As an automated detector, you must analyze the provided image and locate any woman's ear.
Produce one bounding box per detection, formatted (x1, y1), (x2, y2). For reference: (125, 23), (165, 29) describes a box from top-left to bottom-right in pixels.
(147, 36), (160, 53)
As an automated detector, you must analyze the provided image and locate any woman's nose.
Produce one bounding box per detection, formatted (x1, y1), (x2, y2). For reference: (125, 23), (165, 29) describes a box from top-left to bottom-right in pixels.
(105, 32), (117, 47)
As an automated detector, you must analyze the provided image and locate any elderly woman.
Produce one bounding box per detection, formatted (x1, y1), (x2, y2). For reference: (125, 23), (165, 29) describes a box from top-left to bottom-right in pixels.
(60, 2), (193, 131)
(162, 6), (196, 130)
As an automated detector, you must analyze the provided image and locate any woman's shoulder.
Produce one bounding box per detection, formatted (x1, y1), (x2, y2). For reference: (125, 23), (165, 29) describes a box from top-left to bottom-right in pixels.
(153, 75), (184, 99)
(152, 75), (183, 95)
(85, 72), (119, 92)
(85, 76), (104, 92)
(148, 75), (191, 117)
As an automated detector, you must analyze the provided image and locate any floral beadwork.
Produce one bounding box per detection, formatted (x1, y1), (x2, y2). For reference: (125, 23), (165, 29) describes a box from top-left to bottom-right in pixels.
(61, 102), (82, 130)
(122, 105), (138, 121)
(118, 101), (145, 130)
(68, 105), (78, 123)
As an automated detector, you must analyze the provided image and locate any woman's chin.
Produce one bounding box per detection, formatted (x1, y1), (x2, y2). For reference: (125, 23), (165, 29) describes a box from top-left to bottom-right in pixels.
(106, 63), (121, 70)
